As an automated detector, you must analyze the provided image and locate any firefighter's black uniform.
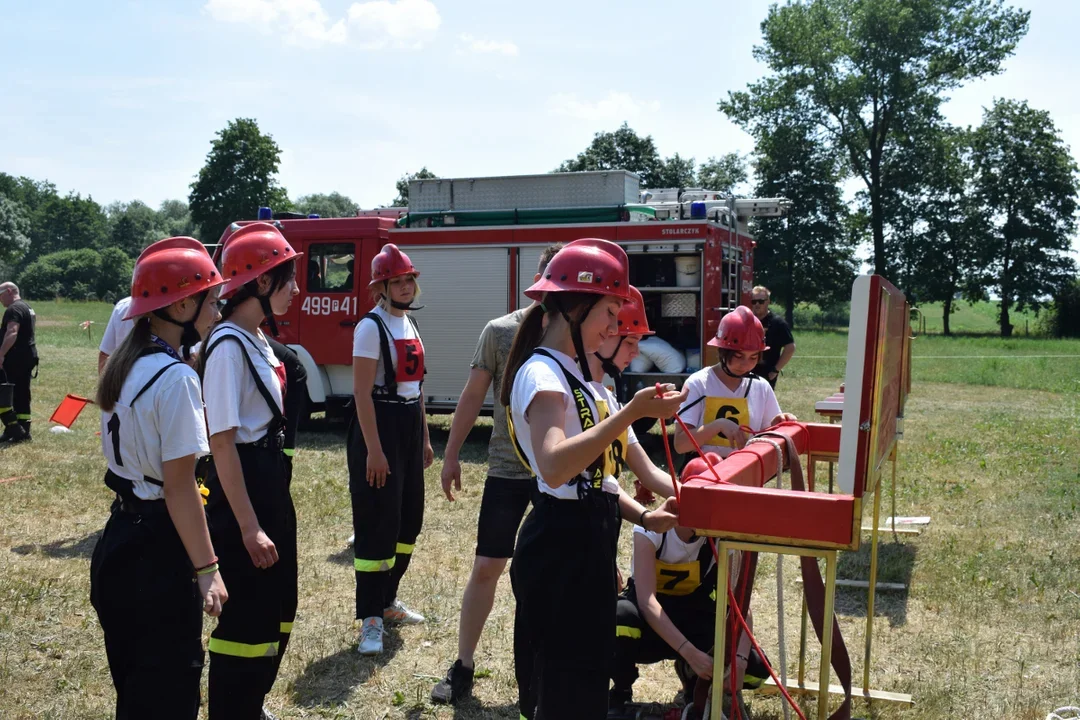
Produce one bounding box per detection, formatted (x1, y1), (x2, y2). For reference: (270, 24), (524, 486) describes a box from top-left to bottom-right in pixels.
(348, 310), (426, 621)
(201, 327), (297, 719)
(1, 297), (37, 441)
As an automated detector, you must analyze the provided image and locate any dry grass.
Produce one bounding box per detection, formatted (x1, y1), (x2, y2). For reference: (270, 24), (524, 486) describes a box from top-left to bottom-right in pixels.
(2, 304), (1079, 719)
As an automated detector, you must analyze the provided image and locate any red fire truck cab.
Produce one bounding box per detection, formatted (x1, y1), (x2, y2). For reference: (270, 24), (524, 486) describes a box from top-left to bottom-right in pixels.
(219, 172), (789, 424)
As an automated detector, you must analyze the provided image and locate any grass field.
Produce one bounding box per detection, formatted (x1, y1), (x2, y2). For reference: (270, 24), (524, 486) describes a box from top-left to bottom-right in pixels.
(3, 301), (1080, 719)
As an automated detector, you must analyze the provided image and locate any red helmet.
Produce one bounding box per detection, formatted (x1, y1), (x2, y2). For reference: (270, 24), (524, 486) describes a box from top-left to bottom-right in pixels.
(125, 237), (224, 320)
(708, 305), (769, 352)
(218, 222), (302, 299)
(681, 452), (725, 483)
(524, 238), (631, 302)
(369, 243), (419, 288)
(617, 286), (654, 337)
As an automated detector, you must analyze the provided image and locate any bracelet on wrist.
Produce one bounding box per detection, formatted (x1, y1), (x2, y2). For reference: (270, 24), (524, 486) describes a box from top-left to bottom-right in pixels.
(195, 558), (219, 575)
(639, 509), (650, 530)
(677, 639), (689, 655)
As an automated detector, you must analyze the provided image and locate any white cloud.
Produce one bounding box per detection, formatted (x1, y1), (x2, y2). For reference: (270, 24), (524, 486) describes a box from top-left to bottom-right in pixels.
(457, 33), (518, 57)
(547, 91), (660, 123)
(203, 0), (440, 49)
(204, 0), (347, 46)
(347, 0), (441, 50)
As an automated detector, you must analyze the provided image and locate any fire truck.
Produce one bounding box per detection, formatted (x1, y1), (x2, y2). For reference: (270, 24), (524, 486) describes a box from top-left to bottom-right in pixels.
(218, 171), (790, 426)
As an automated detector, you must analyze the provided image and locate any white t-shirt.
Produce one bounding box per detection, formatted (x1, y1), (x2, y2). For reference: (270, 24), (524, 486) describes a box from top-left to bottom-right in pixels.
(99, 297), (135, 356)
(591, 379), (639, 448)
(631, 526), (739, 591)
(352, 305), (423, 401)
(100, 352), (209, 501)
(677, 368), (782, 457)
(203, 323), (285, 444)
(509, 349), (621, 499)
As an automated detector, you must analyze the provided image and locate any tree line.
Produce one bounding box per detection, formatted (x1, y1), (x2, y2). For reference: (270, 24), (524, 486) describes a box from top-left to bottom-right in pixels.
(1, 0), (1077, 336)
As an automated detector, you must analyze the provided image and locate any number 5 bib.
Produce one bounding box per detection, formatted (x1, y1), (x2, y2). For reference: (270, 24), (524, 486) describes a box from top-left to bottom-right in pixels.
(394, 337), (425, 383)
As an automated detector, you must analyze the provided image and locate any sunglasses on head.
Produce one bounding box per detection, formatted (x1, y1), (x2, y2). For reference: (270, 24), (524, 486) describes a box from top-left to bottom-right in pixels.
(751, 299), (768, 305)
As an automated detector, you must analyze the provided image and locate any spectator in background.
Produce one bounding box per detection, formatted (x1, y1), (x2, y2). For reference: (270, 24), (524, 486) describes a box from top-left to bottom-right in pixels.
(750, 286), (795, 388)
(99, 296), (135, 373)
(0, 282), (38, 443)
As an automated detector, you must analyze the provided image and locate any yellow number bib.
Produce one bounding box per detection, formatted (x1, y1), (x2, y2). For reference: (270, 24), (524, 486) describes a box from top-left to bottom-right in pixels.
(595, 398), (628, 480)
(703, 396), (749, 447)
(655, 559), (702, 596)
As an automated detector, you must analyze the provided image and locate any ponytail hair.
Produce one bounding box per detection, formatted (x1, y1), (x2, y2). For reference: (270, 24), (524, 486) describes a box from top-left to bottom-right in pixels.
(97, 317), (152, 411)
(500, 304), (546, 408)
(498, 291), (602, 408)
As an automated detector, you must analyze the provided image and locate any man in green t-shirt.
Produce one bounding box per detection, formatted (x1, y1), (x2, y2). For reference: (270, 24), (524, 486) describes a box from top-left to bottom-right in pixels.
(0, 282), (37, 443)
(431, 243), (563, 705)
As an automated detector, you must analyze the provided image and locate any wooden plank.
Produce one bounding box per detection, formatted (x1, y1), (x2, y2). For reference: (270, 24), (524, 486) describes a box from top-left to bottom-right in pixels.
(861, 524), (920, 535)
(795, 577), (907, 591)
(757, 677), (914, 706)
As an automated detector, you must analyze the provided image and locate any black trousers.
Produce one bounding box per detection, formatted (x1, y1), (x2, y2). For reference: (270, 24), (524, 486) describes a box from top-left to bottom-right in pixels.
(511, 491), (621, 720)
(612, 587), (716, 696)
(205, 443), (297, 720)
(2, 356), (33, 424)
(348, 399), (425, 620)
(90, 495), (204, 720)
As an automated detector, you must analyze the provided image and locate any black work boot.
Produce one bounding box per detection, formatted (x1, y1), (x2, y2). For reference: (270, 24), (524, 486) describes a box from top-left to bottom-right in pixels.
(1, 421), (27, 444)
(430, 659), (474, 705)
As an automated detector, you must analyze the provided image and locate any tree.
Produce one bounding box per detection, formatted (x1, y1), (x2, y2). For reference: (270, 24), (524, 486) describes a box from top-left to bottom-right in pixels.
(887, 125), (988, 335)
(556, 123), (666, 188)
(721, 0), (1029, 278)
(697, 153), (748, 196)
(749, 117), (856, 326)
(189, 118), (291, 241)
(654, 153), (697, 189)
(0, 195), (31, 267)
(391, 168), (438, 207)
(970, 98), (1079, 336)
(30, 192), (109, 260)
(158, 199), (198, 239)
(105, 200), (166, 257)
(295, 192), (360, 218)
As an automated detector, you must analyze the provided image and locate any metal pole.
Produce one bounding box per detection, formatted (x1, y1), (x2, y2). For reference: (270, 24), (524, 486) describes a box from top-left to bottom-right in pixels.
(864, 480), (883, 693)
(713, 543), (731, 720)
(819, 552), (838, 720)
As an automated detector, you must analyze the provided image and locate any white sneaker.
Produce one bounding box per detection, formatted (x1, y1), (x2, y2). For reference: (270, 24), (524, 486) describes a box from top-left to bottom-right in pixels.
(348, 533), (355, 546)
(383, 598), (425, 625)
(357, 617), (383, 655)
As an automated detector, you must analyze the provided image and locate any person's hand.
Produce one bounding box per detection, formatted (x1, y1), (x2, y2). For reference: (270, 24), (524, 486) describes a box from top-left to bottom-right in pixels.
(645, 496), (679, 533)
(715, 418), (749, 449)
(682, 644), (714, 680)
(770, 412), (798, 425)
(628, 384), (687, 421)
(197, 570), (228, 617)
(367, 448), (390, 488)
(440, 453), (462, 501)
(242, 527), (278, 569)
(423, 441), (435, 470)
(616, 566), (625, 593)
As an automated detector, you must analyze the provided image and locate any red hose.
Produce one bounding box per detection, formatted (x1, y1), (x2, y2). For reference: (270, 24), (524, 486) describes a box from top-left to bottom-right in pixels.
(653, 383), (806, 720)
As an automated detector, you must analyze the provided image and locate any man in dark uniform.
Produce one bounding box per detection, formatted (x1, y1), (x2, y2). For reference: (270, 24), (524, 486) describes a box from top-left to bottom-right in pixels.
(750, 285), (796, 389)
(0, 282), (38, 443)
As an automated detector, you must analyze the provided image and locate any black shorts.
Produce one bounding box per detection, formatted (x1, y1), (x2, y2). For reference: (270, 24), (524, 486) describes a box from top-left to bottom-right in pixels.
(475, 475), (534, 559)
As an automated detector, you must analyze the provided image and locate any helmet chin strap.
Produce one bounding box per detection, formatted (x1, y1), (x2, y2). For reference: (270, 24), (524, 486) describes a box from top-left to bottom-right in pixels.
(385, 282), (425, 311)
(595, 335), (625, 381)
(152, 291), (208, 360)
(720, 354), (754, 380)
(259, 295), (280, 337)
(550, 295), (600, 382)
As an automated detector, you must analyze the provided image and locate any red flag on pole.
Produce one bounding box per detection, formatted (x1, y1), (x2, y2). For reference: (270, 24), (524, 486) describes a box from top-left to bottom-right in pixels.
(50, 394), (93, 428)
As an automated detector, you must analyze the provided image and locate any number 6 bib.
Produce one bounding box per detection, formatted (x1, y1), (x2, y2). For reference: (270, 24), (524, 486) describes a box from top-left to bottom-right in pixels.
(394, 338), (425, 383)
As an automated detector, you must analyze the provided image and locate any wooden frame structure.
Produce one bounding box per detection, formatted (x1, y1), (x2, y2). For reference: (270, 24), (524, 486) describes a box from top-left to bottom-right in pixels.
(679, 275), (915, 719)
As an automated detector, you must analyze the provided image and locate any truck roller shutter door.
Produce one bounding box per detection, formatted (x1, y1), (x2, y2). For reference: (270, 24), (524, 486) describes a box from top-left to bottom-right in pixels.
(405, 247), (510, 409)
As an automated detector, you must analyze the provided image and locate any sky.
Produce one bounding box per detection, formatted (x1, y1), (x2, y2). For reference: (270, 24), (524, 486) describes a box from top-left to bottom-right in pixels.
(2, 0), (1079, 239)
